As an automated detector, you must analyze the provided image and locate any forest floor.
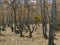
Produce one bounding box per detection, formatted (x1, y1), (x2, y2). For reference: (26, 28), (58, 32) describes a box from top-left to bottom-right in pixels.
(0, 24), (60, 45)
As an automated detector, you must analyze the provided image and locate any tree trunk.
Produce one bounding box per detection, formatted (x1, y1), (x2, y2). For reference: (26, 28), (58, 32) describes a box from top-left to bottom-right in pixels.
(20, 29), (23, 37)
(19, 25), (24, 37)
(26, 23), (33, 38)
(1, 2), (5, 31)
(0, 27), (1, 35)
(42, 23), (48, 39)
(48, 24), (54, 45)
(40, 0), (48, 39)
(12, 0), (17, 32)
(48, 0), (56, 45)
(29, 31), (32, 38)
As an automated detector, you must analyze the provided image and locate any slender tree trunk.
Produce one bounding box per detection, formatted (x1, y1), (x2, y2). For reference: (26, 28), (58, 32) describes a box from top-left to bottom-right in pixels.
(26, 23), (33, 38)
(42, 22), (48, 39)
(12, 0), (17, 32)
(29, 31), (32, 38)
(0, 26), (1, 35)
(40, 0), (48, 39)
(10, 7), (14, 32)
(1, 2), (5, 31)
(6, 5), (10, 27)
(13, 8), (16, 32)
(0, 6), (1, 33)
(19, 16), (24, 37)
(19, 22), (24, 37)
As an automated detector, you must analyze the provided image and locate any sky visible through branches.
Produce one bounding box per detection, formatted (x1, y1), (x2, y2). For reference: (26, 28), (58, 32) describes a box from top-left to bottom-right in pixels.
(0, 0), (52, 3)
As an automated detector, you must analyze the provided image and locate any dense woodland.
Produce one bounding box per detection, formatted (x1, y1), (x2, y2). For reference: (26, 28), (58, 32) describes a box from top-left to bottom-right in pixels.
(0, 0), (60, 45)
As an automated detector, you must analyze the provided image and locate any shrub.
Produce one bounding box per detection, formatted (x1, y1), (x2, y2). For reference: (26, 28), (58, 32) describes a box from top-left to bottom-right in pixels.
(34, 15), (42, 23)
(54, 23), (60, 31)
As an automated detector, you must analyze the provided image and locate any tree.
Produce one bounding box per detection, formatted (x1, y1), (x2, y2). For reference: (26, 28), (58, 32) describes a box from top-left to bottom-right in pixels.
(48, 0), (57, 45)
(6, 5), (11, 27)
(40, 0), (48, 39)
(0, 0), (2, 35)
(11, 0), (17, 32)
(24, 0), (37, 38)
(1, 1), (5, 31)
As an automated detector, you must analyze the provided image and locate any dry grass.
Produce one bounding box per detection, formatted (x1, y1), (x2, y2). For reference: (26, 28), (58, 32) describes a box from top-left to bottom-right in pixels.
(0, 24), (59, 45)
